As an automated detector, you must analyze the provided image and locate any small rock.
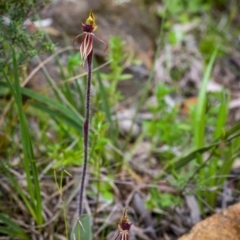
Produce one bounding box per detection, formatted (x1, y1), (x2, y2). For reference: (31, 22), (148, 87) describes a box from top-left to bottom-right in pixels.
(118, 119), (140, 138)
(116, 108), (141, 138)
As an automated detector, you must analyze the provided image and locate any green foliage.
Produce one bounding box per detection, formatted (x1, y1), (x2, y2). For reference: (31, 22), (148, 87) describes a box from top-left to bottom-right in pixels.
(191, 49), (217, 210)
(143, 83), (188, 153)
(105, 36), (131, 82)
(50, 144), (83, 169)
(2, 48), (43, 225)
(146, 49), (238, 212)
(0, 0), (54, 69)
(165, 0), (208, 15)
(159, 0), (209, 23)
(0, 213), (29, 239)
(67, 52), (81, 75)
(91, 177), (114, 202)
(146, 188), (182, 210)
(193, 48), (218, 151)
(167, 28), (185, 46)
(163, 0), (230, 18)
(22, 86), (84, 132)
(1, 0), (240, 237)
(101, 36), (132, 105)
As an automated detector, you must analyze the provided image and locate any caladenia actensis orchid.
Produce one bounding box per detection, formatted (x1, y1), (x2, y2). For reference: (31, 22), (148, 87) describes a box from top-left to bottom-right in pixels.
(73, 10), (107, 217)
(115, 208), (132, 240)
(73, 10), (107, 65)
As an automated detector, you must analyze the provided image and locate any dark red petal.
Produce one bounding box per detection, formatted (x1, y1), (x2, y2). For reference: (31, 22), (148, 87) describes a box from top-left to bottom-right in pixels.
(82, 23), (94, 33)
(92, 33), (108, 52)
(120, 222), (132, 231)
(73, 32), (85, 46)
(80, 33), (93, 61)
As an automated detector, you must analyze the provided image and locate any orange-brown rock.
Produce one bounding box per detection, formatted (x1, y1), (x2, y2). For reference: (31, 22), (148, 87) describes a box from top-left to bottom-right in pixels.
(179, 202), (240, 240)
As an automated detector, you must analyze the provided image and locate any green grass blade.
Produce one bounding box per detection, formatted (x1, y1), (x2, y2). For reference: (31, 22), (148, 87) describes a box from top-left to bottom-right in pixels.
(223, 121), (240, 140)
(207, 90), (230, 207)
(217, 136), (240, 186)
(31, 101), (82, 131)
(2, 163), (37, 221)
(0, 214), (29, 239)
(2, 48), (43, 224)
(165, 142), (217, 172)
(193, 48), (218, 212)
(213, 91), (229, 139)
(21, 87), (83, 127)
(75, 79), (84, 115)
(0, 81), (8, 88)
(194, 48), (218, 153)
(3, 73), (36, 216)
(95, 72), (112, 123)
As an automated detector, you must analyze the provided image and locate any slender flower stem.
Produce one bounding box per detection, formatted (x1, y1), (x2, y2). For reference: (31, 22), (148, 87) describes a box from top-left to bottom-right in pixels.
(78, 50), (93, 216)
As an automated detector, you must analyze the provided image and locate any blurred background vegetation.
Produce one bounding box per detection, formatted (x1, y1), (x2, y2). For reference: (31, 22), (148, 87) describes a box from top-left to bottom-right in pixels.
(1, 0), (240, 239)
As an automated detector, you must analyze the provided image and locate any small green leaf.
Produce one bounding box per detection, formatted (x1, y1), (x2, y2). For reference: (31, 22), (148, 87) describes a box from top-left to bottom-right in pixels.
(118, 74), (132, 80)
(71, 215), (92, 240)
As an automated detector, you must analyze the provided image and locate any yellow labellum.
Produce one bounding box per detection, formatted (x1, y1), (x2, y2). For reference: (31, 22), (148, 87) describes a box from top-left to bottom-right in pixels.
(85, 10), (98, 30)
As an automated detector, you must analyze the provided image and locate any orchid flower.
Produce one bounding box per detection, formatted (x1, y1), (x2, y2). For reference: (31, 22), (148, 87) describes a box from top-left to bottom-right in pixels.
(73, 10), (107, 65)
(115, 208), (132, 240)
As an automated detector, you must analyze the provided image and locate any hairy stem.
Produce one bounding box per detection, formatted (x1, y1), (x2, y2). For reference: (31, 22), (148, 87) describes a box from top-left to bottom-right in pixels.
(78, 50), (93, 216)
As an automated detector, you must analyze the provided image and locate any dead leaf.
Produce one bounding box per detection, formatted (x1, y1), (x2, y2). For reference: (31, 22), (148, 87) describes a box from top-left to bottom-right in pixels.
(180, 97), (198, 115)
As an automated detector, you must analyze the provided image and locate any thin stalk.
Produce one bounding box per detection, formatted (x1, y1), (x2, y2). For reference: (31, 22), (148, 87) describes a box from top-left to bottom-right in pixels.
(78, 50), (93, 216)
